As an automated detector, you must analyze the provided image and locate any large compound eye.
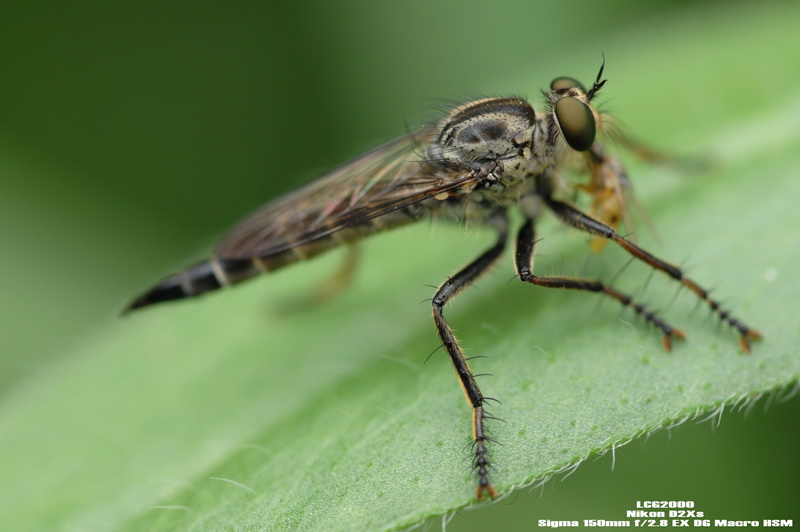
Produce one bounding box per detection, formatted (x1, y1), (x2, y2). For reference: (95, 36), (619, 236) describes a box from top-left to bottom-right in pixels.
(550, 76), (585, 92)
(554, 96), (596, 151)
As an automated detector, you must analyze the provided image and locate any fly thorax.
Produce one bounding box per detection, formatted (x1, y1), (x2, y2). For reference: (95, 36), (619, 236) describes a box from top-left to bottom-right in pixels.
(427, 98), (536, 177)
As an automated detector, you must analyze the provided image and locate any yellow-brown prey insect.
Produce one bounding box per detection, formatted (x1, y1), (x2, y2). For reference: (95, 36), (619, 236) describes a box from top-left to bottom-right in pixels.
(127, 63), (761, 500)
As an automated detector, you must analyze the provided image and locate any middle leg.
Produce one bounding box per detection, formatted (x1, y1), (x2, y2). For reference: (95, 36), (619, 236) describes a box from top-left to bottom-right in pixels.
(514, 217), (685, 350)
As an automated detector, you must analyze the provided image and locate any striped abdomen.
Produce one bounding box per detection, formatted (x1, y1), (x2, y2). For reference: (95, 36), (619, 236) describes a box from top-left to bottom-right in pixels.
(125, 202), (429, 312)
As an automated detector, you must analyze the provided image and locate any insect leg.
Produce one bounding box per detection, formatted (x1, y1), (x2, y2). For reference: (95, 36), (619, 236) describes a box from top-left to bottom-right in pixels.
(432, 213), (508, 500)
(283, 245), (361, 312)
(515, 218), (685, 350)
(313, 245), (360, 302)
(541, 196), (761, 352)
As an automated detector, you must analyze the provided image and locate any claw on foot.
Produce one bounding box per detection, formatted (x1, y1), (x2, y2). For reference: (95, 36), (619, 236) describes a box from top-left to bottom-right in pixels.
(661, 329), (686, 351)
(475, 482), (497, 500)
(739, 329), (763, 353)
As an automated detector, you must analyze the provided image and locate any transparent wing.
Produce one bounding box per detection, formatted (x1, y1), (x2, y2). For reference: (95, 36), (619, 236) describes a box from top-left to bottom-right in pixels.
(215, 132), (479, 259)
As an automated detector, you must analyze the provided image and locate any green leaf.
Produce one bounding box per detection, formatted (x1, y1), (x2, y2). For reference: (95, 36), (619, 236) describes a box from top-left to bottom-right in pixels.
(2, 3), (799, 531)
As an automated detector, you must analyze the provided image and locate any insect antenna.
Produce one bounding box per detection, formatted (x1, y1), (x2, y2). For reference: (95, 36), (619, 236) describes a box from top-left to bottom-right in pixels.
(587, 54), (607, 101)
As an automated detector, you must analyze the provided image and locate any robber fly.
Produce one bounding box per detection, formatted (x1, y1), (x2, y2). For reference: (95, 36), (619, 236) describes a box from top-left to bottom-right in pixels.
(127, 62), (761, 500)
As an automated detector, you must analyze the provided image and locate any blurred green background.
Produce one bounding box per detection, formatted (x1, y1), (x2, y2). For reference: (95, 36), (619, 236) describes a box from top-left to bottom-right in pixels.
(1, 0), (798, 530)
